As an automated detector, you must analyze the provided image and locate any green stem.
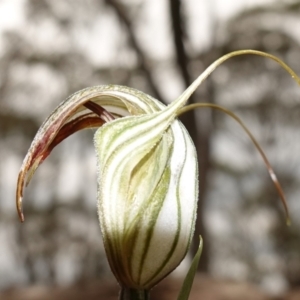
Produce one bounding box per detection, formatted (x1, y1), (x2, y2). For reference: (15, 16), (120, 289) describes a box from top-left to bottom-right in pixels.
(119, 287), (150, 300)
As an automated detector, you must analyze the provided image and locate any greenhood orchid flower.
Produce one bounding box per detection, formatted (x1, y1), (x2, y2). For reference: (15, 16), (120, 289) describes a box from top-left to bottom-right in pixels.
(16, 50), (295, 299)
(17, 85), (199, 291)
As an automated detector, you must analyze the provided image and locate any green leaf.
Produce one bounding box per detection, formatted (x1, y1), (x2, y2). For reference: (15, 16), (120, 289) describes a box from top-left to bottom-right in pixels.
(177, 236), (203, 300)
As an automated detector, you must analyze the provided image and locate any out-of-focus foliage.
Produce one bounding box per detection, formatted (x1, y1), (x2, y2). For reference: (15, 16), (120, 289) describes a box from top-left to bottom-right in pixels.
(0, 0), (299, 296)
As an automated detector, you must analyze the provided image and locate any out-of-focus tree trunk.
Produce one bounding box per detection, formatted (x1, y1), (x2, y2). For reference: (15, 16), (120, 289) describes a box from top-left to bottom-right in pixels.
(169, 0), (211, 272)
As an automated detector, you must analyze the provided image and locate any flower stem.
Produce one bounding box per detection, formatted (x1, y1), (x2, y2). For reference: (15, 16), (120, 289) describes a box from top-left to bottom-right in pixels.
(119, 287), (150, 300)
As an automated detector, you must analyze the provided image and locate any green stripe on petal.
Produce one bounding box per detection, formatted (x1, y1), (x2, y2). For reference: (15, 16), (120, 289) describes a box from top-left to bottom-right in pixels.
(138, 121), (197, 288)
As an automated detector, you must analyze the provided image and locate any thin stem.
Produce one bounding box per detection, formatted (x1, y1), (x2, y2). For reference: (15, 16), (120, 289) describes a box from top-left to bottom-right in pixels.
(119, 287), (150, 300)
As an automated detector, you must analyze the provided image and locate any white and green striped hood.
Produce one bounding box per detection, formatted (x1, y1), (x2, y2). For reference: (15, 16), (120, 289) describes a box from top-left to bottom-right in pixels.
(93, 86), (198, 289)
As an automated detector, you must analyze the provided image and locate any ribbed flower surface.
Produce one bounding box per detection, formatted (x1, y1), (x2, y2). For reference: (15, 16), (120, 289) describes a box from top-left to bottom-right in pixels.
(93, 86), (198, 289)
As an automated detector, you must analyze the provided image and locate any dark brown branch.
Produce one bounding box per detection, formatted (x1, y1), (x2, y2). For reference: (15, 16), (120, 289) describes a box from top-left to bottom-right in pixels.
(105, 0), (165, 103)
(169, 0), (191, 89)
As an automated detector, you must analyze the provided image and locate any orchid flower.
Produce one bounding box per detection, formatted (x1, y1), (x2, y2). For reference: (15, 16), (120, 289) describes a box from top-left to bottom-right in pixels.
(16, 50), (295, 300)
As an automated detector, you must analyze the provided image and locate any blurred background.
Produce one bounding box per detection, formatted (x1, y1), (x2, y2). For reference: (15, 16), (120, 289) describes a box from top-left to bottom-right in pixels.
(0, 0), (300, 299)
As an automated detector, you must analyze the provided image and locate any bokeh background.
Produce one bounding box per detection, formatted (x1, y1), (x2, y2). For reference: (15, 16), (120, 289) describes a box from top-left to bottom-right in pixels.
(0, 0), (300, 299)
